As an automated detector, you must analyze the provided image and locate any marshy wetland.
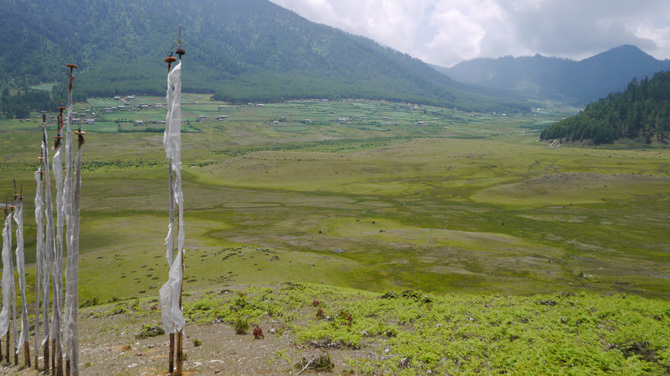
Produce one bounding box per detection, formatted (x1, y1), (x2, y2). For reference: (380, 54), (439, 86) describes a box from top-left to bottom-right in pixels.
(1, 96), (667, 302)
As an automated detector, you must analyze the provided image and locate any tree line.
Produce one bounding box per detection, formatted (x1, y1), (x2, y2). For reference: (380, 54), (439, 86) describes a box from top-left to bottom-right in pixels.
(1, 87), (56, 119)
(541, 71), (670, 144)
(0, 85), (88, 120)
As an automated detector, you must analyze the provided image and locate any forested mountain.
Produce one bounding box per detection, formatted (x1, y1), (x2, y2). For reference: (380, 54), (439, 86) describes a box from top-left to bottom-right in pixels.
(0, 0), (527, 113)
(436, 45), (670, 105)
(540, 71), (670, 144)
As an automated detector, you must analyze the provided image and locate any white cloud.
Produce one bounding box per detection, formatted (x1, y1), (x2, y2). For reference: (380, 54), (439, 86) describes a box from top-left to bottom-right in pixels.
(269, 0), (670, 66)
(636, 25), (670, 60)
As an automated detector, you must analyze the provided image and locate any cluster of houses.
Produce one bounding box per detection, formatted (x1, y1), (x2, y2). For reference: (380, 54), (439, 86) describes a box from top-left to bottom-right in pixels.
(113, 95), (136, 101)
(133, 120), (167, 126)
(70, 110), (96, 126)
(103, 103), (164, 113)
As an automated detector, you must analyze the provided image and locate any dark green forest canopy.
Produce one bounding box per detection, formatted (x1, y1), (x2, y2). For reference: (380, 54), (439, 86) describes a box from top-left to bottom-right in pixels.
(0, 0), (528, 113)
(0, 87), (60, 119)
(541, 71), (670, 145)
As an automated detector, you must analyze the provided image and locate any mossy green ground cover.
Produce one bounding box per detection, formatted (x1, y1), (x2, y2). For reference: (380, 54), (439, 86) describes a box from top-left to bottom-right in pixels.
(84, 282), (670, 375)
(0, 97), (668, 305)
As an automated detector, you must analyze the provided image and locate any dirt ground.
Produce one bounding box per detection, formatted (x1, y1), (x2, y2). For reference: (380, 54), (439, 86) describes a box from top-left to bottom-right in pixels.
(0, 307), (376, 376)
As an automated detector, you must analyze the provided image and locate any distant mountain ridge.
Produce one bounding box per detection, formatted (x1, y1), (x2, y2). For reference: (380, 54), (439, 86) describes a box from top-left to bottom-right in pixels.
(436, 45), (670, 105)
(0, 0), (527, 113)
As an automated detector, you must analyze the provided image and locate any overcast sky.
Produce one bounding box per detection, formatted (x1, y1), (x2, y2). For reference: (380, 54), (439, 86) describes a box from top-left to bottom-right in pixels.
(269, 0), (670, 67)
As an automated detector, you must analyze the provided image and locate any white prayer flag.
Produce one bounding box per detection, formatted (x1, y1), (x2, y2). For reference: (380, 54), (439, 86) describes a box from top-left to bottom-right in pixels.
(41, 125), (54, 348)
(160, 60), (186, 333)
(34, 167), (45, 357)
(0, 211), (14, 339)
(14, 199), (29, 354)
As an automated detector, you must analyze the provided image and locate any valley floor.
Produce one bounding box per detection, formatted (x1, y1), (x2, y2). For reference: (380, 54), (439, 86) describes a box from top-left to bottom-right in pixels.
(0, 98), (669, 375)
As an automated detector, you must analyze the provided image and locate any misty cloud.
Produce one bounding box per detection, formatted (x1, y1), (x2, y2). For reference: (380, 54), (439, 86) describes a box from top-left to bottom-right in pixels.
(269, 0), (670, 66)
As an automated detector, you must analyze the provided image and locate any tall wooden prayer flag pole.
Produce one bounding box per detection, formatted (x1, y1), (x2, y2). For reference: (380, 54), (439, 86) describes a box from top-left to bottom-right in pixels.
(164, 49), (177, 375)
(160, 24), (186, 376)
(66, 60), (84, 376)
(52, 100), (66, 376)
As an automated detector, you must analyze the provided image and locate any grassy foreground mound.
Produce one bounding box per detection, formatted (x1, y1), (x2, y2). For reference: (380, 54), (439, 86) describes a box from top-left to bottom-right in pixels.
(16, 283), (667, 375)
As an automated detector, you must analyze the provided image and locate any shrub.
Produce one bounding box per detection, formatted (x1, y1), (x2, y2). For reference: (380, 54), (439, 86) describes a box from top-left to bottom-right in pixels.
(135, 324), (165, 340)
(295, 354), (334, 372)
(234, 317), (249, 334)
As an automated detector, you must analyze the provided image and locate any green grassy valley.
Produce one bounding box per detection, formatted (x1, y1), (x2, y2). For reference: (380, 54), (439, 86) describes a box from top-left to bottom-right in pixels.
(1, 97), (668, 300)
(1, 96), (669, 374)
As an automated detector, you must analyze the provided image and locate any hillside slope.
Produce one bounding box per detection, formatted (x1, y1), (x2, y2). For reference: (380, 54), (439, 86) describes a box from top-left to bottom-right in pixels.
(438, 45), (670, 105)
(10, 283), (669, 376)
(0, 0), (527, 112)
(541, 71), (670, 144)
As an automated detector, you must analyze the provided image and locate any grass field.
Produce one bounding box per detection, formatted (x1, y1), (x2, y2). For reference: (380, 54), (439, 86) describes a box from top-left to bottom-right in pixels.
(0, 97), (668, 307)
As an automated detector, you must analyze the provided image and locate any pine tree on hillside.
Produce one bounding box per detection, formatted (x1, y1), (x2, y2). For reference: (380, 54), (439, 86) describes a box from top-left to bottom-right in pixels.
(541, 71), (670, 144)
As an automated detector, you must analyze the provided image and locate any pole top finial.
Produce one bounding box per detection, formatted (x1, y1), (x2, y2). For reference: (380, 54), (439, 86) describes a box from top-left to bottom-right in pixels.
(176, 24), (185, 59)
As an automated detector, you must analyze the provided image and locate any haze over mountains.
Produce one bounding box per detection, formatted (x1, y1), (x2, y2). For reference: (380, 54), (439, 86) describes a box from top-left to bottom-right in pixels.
(436, 45), (670, 105)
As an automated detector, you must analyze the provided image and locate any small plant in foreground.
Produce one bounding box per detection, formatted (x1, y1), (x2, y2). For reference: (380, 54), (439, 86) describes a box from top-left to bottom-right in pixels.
(234, 292), (247, 308)
(338, 309), (353, 326)
(135, 324), (165, 340)
(295, 354), (334, 373)
(234, 317), (249, 334)
(79, 297), (99, 308)
(193, 338), (202, 347)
